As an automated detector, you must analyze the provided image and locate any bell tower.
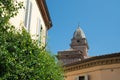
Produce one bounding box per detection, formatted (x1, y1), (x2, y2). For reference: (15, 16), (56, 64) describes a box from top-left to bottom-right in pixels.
(70, 26), (89, 57)
(57, 25), (89, 65)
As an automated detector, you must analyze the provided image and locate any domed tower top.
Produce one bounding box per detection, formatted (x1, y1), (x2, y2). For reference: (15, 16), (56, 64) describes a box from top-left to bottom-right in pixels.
(70, 25), (89, 56)
(73, 26), (86, 39)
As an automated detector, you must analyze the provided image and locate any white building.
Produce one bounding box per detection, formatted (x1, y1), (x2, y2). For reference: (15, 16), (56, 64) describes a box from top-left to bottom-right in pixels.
(10, 0), (52, 46)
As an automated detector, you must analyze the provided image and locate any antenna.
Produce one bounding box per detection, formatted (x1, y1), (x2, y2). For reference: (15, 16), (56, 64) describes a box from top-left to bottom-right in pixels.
(78, 23), (80, 29)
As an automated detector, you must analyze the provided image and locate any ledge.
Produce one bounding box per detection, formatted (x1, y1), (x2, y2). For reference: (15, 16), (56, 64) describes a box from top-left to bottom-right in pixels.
(64, 52), (120, 72)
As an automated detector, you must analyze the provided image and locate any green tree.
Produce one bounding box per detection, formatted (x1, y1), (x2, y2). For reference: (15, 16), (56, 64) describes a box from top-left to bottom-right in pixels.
(0, 0), (64, 80)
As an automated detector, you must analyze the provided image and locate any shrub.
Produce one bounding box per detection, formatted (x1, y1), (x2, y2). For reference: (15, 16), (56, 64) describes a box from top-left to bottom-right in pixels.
(0, 0), (64, 80)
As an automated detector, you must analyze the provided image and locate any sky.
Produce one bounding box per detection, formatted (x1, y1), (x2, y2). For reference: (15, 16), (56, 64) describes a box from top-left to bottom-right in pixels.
(46, 0), (120, 56)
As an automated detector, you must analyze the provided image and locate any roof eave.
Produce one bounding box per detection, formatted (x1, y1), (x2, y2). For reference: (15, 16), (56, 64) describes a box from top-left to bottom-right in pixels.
(36, 0), (52, 30)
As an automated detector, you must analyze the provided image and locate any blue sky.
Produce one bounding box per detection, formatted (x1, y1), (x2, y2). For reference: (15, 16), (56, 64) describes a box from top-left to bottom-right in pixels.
(46, 0), (120, 56)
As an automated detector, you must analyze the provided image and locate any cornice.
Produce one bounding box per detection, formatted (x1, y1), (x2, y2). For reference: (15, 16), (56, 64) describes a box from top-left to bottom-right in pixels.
(57, 50), (81, 59)
(64, 53), (120, 72)
(58, 54), (83, 59)
(36, 0), (52, 30)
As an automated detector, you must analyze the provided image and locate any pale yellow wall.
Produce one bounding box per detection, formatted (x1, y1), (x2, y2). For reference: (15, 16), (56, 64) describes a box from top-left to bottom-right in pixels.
(10, 0), (47, 45)
(10, 0), (25, 30)
(100, 65), (120, 80)
(65, 64), (120, 80)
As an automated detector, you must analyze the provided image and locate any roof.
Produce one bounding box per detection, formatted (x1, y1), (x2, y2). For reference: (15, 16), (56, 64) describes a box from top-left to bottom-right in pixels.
(73, 26), (86, 39)
(64, 52), (120, 72)
(36, 0), (52, 30)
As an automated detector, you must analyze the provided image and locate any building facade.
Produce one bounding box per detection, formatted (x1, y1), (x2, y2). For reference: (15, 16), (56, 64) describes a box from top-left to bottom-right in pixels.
(10, 0), (52, 45)
(57, 26), (120, 80)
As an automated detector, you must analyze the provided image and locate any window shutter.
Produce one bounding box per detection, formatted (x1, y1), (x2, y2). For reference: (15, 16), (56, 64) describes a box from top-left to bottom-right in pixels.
(37, 18), (41, 44)
(24, 0), (32, 31)
(74, 76), (79, 80)
(25, 0), (30, 28)
(85, 75), (88, 80)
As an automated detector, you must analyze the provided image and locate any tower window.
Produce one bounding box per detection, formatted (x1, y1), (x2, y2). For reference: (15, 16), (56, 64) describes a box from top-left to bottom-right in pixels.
(77, 40), (80, 43)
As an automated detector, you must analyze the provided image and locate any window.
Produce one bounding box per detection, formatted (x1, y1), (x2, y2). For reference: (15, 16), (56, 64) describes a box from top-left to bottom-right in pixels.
(75, 75), (88, 80)
(24, 0), (32, 31)
(77, 40), (80, 43)
(79, 76), (84, 80)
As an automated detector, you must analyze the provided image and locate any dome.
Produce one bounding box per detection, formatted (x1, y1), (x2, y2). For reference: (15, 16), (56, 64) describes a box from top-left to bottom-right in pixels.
(73, 26), (86, 39)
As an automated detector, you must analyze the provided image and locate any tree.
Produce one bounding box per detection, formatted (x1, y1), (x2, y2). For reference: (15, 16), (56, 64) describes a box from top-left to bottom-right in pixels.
(0, 0), (64, 80)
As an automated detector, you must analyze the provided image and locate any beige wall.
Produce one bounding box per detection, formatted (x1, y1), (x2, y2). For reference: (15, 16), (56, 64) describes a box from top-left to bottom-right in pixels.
(65, 64), (120, 80)
(10, 0), (47, 45)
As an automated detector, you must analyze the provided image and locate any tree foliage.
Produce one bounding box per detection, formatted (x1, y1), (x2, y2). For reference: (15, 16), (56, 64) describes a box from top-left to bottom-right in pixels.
(0, 0), (64, 80)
